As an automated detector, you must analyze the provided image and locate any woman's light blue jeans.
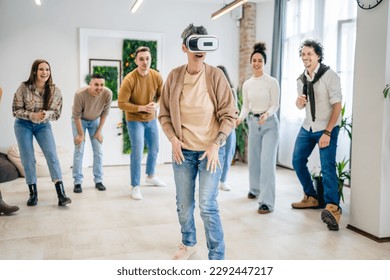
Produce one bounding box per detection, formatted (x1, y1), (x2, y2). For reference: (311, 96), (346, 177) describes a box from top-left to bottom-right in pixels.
(292, 126), (340, 205)
(220, 130), (236, 183)
(71, 117), (103, 185)
(248, 114), (279, 211)
(126, 119), (159, 187)
(172, 147), (225, 260)
(14, 118), (62, 185)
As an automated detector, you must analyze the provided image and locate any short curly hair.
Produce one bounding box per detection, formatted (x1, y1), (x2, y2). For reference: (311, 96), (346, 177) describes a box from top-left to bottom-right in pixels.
(299, 39), (324, 63)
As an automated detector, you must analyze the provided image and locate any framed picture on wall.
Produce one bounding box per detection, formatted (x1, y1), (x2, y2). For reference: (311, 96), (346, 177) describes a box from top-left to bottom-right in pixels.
(89, 59), (122, 106)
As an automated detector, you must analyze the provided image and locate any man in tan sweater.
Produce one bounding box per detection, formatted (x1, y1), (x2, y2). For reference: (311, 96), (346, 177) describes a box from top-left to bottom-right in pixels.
(72, 74), (112, 193)
(118, 46), (166, 201)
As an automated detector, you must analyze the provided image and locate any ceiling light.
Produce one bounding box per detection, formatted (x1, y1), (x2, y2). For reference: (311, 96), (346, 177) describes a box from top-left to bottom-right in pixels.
(130, 0), (144, 13)
(211, 0), (247, 20)
(35, 0), (41, 6)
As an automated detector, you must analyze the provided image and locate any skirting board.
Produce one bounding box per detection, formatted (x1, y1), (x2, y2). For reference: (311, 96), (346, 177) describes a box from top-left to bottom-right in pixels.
(347, 224), (390, 243)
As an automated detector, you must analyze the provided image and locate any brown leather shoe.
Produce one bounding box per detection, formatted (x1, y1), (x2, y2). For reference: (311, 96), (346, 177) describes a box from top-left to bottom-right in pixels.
(321, 204), (342, 231)
(0, 190), (19, 215)
(291, 195), (319, 209)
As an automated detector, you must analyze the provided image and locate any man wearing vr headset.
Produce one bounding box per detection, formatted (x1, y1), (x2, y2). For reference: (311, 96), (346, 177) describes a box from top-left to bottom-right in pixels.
(159, 24), (238, 260)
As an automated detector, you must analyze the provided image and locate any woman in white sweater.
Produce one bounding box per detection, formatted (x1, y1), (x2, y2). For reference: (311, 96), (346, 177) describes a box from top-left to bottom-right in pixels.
(237, 42), (280, 214)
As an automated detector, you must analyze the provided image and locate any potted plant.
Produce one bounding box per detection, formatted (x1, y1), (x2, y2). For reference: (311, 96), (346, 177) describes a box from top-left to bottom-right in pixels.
(340, 104), (352, 140)
(311, 166), (326, 208)
(235, 87), (249, 162)
(336, 157), (351, 202)
(311, 157), (350, 205)
(383, 83), (390, 98)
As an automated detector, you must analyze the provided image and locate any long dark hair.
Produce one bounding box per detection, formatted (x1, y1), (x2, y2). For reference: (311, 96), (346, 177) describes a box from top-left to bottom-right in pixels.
(24, 59), (55, 110)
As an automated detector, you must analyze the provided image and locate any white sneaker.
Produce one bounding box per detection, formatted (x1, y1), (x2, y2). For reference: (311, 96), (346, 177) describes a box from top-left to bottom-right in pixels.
(145, 176), (167, 187)
(172, 243), (197, 260)
(219, 182), (231, 191)
(131, 186), (142, 200)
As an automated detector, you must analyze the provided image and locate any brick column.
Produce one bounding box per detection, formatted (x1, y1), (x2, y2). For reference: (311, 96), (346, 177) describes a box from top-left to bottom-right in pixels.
(236, 3), (256, 163)
(239, 2), (256, 88)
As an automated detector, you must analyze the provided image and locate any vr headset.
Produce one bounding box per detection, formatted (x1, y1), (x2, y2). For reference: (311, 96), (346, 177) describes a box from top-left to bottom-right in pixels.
(185, 35), (219, 52)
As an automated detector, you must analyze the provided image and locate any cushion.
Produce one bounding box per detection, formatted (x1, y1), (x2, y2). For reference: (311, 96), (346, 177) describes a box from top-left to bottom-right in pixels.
(0, 152), (19, 183)
(7, 145), (71, 178)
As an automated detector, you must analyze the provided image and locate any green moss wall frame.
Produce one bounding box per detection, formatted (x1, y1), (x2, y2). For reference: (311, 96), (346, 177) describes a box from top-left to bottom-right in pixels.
(79, 28), (163, 157)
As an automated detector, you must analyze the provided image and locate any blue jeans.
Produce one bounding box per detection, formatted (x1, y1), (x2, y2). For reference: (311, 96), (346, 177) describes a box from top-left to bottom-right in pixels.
(14, 118), (62, 185)
(126, 119), (159, 187)
(248, 114), (279, 211)
(71, 117), (103, 185)
(172, 148), (225, 260)
(292, 126), (340, 205)
(220, 130), (236, 183)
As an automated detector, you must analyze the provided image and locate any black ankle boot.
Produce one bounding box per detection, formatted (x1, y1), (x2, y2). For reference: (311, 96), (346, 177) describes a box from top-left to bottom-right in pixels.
(27, 184), (38, 206)
(55, 181), (71, 206)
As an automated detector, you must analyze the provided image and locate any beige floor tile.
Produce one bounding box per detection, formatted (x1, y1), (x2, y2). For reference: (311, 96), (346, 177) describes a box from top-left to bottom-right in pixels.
(1, 162), (389, 260)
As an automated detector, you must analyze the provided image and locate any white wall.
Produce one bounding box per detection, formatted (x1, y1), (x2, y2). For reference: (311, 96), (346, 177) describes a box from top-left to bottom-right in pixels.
(256, 0), (275, 74)
(350, 2), (390, 238)
(0, 0), (241, 165)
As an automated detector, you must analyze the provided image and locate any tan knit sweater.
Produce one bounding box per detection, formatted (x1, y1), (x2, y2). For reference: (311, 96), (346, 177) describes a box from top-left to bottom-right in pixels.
(159, 63), (238, 145)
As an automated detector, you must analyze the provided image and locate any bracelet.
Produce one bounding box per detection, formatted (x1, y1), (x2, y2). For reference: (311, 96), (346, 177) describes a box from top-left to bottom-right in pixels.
(323, 130), (331, 137)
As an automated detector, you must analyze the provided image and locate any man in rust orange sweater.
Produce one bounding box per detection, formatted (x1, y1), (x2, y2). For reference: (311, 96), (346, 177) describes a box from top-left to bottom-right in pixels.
(118, 46), (166, 201)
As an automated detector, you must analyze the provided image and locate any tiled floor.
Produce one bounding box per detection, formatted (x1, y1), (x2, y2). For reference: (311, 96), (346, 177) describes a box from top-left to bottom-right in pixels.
(0, 162), (389, 260)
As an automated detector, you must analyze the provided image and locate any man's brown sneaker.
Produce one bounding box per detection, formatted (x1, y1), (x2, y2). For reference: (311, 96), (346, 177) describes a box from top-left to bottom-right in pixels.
(291, 195), (319, 209)
(321, 204), (341, 231)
